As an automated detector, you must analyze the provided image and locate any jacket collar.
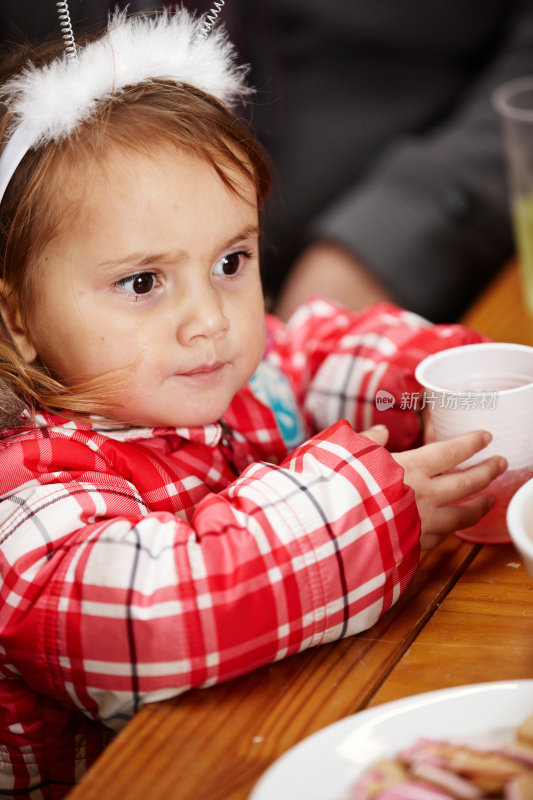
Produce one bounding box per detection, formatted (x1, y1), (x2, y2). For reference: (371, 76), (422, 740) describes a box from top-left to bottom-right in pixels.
(1, 410), (224, 448)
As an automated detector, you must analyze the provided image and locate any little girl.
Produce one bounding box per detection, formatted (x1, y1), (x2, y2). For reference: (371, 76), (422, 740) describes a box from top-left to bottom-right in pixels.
(0, 7), (505, 798)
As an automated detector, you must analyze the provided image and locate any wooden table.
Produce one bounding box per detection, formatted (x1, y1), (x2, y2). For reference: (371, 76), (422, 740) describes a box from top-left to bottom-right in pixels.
(69, 261), (533, 800)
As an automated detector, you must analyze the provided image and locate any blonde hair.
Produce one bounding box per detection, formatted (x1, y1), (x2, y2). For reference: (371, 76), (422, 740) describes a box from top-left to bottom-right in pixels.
(0, 38), (271, 429)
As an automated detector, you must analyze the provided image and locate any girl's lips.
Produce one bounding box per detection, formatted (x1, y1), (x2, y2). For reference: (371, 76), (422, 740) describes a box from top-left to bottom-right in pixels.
(180, 362), (225, 378)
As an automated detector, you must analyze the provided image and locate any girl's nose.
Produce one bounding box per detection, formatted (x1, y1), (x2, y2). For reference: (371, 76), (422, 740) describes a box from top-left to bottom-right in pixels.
(177, 282), (229, 345)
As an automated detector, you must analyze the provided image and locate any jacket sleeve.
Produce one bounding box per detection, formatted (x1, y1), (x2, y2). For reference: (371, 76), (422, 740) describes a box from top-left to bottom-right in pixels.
(0, 420), (419, 731)
(266, 299), (487, 451)
(311, 0), (533, 322)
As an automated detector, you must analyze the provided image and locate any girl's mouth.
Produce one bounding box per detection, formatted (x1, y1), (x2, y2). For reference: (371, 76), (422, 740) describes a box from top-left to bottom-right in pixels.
(180, 362), (226, 379)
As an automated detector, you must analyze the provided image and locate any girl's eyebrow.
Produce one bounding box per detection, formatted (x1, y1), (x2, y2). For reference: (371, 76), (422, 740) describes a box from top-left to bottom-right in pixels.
(96, 251), (184, 272)
(96, 225), (260, 272)
(221, 224), (259, 252)
(96, 252), (179, 272)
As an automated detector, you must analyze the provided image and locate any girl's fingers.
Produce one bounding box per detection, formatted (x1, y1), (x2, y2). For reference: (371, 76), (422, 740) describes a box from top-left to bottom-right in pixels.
(420, 531), (445, 551)
(414, 430), (493, 476)
(359, 424), (389, 447)
(422, 492), (496, 537)
(422, 408), (435, 444)
(431, 454), (507, 506)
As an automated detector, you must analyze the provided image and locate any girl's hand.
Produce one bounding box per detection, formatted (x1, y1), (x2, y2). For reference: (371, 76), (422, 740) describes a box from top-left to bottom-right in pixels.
(392, 430), (507, 550)
(420, 403), (434, 443)
(359, 424), (389, 447)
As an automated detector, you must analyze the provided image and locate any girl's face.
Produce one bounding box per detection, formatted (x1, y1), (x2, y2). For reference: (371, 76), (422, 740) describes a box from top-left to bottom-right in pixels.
(18, 145), (266, 428)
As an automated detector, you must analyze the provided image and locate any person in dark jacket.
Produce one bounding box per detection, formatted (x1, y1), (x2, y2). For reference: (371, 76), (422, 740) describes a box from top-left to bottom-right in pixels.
(198, 0), (533, 322)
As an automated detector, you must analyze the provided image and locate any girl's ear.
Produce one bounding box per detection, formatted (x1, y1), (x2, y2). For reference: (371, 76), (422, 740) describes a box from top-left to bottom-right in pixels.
(0, 281), (38, 363)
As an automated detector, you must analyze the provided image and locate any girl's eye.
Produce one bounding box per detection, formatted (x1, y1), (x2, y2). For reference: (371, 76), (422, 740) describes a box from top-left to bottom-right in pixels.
(116, 272), (158, 295)
(213, 251), (250, 277)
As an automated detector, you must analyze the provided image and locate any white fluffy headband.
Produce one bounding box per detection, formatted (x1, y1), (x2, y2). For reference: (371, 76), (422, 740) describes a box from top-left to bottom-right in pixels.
(0, 6), (251, 204)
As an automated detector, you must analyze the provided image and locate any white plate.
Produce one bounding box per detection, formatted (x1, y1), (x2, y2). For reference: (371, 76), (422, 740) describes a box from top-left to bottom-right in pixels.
(249, 680), (533, 800)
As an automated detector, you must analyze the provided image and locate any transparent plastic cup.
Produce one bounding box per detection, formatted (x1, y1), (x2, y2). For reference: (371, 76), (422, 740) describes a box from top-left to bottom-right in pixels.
(493, 76), (533, 315)
(415, 342), (533, 543)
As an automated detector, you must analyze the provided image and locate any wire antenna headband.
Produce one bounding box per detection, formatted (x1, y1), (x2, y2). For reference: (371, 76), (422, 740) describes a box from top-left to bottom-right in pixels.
(56, 1), (78, 61)
(199, 0), (225, 39)
(0, 0), (247, 205)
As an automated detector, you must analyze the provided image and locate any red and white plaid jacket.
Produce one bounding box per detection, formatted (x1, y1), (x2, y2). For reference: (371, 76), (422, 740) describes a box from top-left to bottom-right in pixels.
(0, 300), (484, 798)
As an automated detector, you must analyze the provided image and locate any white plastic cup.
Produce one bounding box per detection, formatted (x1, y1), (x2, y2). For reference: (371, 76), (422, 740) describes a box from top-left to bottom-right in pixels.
(415, 342), (533, 543)
(506, 477), (533, 580)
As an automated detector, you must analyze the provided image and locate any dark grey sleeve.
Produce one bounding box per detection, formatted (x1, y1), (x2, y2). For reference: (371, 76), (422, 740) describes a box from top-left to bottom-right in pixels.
(312, 0), (533, 322)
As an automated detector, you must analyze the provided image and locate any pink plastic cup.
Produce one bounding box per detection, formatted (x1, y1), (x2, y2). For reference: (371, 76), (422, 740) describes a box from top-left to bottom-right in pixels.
(415, 342), (533, 543)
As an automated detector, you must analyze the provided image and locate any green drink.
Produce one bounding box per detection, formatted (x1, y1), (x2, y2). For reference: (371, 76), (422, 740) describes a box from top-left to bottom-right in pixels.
(513, 193), (533, 314)
(493, 76), (533, 316)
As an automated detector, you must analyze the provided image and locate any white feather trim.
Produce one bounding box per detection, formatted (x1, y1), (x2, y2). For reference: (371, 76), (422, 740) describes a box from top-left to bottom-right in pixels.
(0, 8), (251, 144)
